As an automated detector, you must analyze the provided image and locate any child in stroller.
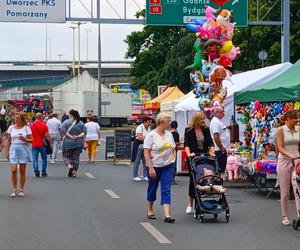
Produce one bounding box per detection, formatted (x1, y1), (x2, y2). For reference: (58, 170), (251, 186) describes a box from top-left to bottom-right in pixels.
(190, 155), (230, 223)
(196, 169), (228, 193)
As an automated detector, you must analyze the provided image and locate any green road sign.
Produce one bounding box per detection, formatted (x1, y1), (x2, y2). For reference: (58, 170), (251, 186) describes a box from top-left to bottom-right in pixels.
(146, 0), (248, 27)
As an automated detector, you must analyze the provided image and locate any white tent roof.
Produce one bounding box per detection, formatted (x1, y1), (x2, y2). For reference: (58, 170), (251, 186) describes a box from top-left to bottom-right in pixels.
(53, 71), (111, 93)
(160, 90), (194, 113)
(175, 62), (293, 112)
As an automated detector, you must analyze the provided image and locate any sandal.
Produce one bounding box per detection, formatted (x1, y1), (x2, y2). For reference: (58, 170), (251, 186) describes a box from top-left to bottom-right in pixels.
(147, 214), (156, 219)
(10, 189), (17, 198)
(164, 217), (175, 223)
(282, 217), (291, 226)
(18, 190), (25, 197)
(72, 170), (77, 178)
(68, 168), (73, 177)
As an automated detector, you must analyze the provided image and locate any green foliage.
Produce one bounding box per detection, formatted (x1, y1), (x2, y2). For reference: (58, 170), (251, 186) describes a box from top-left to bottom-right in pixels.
(125, 0), (300, 96)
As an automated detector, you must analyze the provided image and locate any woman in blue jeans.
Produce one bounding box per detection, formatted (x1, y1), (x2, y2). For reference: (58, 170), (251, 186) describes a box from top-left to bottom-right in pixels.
(144, 113), (176, 223)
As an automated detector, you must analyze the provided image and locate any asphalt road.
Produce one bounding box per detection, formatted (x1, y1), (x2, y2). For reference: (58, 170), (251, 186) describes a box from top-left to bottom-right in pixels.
(0, 160), (299, 250)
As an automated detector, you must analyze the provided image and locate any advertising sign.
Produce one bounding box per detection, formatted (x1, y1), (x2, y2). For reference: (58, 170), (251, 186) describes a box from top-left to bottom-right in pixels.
(146, 0), (248, 27)
(0, 0), (66, 23)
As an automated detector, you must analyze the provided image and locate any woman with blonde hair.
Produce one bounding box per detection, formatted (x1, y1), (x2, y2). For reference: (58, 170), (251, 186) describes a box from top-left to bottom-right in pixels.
(144, 113), (177, 223)
(276, 109), (300, 226)
(85, 114), (100, 163)
(184, 111), (215, 214)
(6, 112), (33, 197)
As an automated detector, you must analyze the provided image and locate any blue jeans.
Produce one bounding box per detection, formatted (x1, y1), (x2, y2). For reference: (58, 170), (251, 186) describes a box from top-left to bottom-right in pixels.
(32, 147), (47, 174)
(133, 147), (147, 178)
(147, 164), (174, 205)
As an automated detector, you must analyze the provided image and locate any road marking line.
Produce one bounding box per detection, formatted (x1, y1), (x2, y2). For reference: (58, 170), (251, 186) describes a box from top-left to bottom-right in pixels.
(85, 173), (96, 179)
(104, 189), (120, 199)
(140, 222), (171, 244)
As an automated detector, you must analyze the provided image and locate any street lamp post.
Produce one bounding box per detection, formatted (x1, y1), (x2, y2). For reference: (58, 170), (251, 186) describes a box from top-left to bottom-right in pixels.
(68, 26), (77, 75)
(85, 28), (91, 61)
(72, 22), (87, 75)
(45, 24), (48, 65)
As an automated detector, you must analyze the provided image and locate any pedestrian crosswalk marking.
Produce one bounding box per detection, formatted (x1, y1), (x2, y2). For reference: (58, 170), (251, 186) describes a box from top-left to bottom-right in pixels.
(141, 222), (171, 244)
(104, 189), (120, 199)
(85, 173), (96, 179)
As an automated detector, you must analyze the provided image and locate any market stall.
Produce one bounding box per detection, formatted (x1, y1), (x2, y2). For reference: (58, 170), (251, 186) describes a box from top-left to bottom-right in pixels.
(234, 59), (300, 194)
(143, 86), (185, 112)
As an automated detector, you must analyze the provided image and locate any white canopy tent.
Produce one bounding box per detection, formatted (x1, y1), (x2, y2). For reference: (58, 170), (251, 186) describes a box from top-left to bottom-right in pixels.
(174, 62), (293, 141)
(160, 90), (194, 116)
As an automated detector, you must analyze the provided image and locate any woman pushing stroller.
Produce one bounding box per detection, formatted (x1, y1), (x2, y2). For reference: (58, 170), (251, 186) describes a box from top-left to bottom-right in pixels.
(184, 112), (216, 214)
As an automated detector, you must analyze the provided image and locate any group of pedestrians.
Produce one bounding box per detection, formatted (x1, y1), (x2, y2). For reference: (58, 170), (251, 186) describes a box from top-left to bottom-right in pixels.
(4, 109), (101, 197)
(143, 107), (300, 227)
(135, 108), (230, 223)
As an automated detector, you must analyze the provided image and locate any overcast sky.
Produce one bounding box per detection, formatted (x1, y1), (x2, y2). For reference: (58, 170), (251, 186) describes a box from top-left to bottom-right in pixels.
(0, 0), (144, 61)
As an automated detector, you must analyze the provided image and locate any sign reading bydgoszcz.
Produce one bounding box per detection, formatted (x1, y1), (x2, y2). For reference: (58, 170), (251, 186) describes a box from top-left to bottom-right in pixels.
(146, 0), (248, 27)
(0, 0), (66, 23)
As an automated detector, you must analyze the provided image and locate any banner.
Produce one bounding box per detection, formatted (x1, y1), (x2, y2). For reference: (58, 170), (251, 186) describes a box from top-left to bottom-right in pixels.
(0, 0), (66, 23)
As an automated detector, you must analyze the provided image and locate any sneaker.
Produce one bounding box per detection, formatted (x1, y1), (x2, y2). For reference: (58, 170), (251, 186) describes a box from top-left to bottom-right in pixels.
(35, 172), (40, 177)
(133, 177), (142, 181)
(50, 159), (55, 164)
(144, 177), (148, 181)
(282, 217), (291, 226)
(42, 173), (48, 177)
(185, 206), (193, 214)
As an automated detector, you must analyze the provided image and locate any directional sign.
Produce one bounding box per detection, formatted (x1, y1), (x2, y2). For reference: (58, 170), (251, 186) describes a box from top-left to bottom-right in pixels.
(0, 0), (66, 23)
(146, 0), (248, 27)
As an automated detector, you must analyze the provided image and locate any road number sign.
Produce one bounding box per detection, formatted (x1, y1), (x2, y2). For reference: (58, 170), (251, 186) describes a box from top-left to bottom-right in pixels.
(146, 0), (248, 27)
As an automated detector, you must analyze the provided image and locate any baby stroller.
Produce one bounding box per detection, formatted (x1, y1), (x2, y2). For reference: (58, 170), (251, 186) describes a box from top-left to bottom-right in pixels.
(292, 158), (300, 230)
(190, 155), (230, 223)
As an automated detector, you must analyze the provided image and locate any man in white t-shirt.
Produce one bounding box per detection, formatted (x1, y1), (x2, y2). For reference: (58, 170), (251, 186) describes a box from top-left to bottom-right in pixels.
(47, 113), (62, 164)
(210, 106), (230, 174)
(132, 117), (152, 181)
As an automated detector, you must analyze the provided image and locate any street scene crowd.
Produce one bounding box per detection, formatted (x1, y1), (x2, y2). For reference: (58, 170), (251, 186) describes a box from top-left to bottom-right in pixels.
(1, 106), (299, 230)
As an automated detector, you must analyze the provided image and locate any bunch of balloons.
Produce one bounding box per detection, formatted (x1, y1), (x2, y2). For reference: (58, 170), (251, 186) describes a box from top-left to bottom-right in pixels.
(186, 5), (240, 117)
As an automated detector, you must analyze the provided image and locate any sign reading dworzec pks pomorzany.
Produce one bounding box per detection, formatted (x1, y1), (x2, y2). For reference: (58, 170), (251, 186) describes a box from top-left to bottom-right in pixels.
(0, 0), (66, 23)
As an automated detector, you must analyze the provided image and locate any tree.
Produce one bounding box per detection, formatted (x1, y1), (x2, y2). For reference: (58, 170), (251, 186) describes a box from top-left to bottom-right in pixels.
(125, 0), (300, 96)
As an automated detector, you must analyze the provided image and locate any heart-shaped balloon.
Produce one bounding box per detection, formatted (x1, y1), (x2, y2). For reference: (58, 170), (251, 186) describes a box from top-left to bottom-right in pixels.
(212, 0), (230, 7)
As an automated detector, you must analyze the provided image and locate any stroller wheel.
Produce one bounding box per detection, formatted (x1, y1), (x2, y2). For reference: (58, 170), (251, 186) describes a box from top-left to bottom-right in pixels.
(226, 214), (230, 223)
(292, 219), (298, 230)
(214, 214), (218, 219)
(199, 215), (204, 223)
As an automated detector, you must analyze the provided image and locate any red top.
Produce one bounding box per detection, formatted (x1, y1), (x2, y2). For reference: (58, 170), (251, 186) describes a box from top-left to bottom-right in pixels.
(30, 120), (49, 148)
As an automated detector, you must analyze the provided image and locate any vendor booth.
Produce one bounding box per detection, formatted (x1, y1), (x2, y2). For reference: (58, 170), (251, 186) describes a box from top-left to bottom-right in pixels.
(143, 86), (185, 112)
(233, 59), (300, 195)
(174, 62), (293, 141)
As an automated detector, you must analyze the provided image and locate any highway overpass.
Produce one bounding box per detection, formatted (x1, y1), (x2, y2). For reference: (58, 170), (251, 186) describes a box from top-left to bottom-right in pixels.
(0, 61), (132, 94)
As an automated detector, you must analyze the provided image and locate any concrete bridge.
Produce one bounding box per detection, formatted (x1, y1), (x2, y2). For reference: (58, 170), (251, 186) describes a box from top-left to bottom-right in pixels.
(0, 61), (132, 94)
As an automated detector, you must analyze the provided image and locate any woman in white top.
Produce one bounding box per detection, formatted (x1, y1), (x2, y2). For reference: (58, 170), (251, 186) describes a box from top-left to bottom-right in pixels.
(85, 114), (100, 163)
(144, 113), (176, 223)
(276, 110), (300, 226)
(6, 112), (33, 197)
